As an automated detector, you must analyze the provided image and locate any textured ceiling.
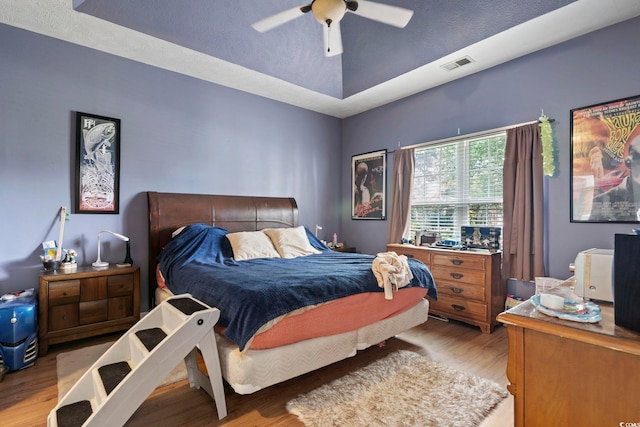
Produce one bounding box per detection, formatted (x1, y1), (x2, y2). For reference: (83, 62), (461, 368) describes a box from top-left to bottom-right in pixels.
(74, 0), (575, 99)
(3, 0), (640, 117)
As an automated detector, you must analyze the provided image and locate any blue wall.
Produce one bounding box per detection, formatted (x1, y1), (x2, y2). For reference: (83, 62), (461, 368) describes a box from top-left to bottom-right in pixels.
(0, 24), (341, 308)
(2, 16), (639, 310)
(341, 16), (640, 280)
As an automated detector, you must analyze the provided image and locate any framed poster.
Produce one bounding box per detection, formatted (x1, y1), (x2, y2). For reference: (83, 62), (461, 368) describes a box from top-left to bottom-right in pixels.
(352, 149), (386, 220)
(75, 112), (121, 214)
(570, 95), (640, 222)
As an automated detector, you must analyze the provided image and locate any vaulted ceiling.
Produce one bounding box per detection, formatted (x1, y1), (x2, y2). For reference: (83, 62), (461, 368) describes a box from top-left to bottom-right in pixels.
(3, 0), (640, 117)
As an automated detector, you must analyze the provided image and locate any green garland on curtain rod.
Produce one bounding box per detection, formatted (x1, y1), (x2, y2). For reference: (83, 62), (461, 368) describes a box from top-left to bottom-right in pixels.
(539, 114), (554, 176)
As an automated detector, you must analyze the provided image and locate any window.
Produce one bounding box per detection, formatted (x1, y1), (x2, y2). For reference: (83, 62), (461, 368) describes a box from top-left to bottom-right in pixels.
(411, 132), (506, 241)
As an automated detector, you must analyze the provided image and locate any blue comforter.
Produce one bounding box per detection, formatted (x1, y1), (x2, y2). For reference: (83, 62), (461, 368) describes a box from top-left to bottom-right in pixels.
(158, 223), (437, 350)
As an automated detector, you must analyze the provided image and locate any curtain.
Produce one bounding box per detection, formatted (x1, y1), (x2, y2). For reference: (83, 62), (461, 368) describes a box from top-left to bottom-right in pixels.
(387, 147), (414, 244)
(502, 123), (545, 281)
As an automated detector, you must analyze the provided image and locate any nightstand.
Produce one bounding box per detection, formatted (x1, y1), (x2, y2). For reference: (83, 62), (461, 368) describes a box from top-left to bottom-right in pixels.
(38, 264), (140, 355)
(331, 246), (356, 253)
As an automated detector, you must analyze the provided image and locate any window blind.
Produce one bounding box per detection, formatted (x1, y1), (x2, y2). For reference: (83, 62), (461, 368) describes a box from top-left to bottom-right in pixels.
(411, 132), (506, 241)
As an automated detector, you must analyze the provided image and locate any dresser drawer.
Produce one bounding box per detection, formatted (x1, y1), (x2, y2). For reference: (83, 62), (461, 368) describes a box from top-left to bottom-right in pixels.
(49, 281), (80, 306)
(107, 274), (134, 297)
(428, 294), (487, 322)
(436, 281), (486, 302)
(431, 253), (486, 271)
(390, 246), (431, 266)
(432, 267), (486, 287)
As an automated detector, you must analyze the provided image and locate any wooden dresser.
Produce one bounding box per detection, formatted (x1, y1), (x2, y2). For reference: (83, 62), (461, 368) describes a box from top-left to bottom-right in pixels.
(498, 301), (640, 426)
(38, 265), (140, 355)
(387, 243), (503, 333)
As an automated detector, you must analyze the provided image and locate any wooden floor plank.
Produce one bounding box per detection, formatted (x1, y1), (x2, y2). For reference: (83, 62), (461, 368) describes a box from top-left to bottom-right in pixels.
(0, 317), (513, 426)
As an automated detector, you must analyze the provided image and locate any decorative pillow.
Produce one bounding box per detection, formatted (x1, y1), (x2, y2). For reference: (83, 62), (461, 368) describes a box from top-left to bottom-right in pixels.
(226, 231), (281, 261)
(264, 226), (322, 258)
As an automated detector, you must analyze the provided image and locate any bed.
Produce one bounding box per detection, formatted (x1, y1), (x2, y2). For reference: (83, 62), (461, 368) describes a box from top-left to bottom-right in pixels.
(147, 191), (436, 394)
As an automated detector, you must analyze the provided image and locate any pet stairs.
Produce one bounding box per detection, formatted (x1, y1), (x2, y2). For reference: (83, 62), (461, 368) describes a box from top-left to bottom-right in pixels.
(48, 294), (227, 427)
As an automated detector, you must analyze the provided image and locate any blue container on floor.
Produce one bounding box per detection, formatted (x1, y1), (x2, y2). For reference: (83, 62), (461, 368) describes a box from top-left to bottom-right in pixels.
(0, 289), (38, 373)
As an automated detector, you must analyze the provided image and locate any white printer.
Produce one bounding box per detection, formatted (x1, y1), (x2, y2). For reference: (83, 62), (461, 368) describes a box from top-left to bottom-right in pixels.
(573, 248), (614, 302)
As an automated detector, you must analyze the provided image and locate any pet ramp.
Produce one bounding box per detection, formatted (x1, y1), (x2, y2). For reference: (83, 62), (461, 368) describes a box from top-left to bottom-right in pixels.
(48, 294), (227, 427)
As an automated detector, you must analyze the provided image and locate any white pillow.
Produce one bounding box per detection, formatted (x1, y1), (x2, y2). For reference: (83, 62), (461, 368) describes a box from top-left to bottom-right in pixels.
(226, 231), (281, 261)
(264, 226), (321, 258)
(171, 226), (186, 238)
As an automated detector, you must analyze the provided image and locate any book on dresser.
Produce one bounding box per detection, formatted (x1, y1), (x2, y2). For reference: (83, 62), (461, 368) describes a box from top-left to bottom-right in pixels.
(387, 243), (504, 333)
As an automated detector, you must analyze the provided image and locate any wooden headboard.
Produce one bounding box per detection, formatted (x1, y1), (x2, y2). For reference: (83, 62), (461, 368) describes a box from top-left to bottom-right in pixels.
(147, 191), (298, 309)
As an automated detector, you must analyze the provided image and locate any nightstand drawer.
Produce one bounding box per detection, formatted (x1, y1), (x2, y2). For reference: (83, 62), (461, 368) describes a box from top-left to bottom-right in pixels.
(49, 304), (79, 330)
(80, 300), (108, 325)
(109, 296), (133, 319)
(49, 281), (80, 306)
(431, 253), (486, 271)
(108, 274), (134, 297)
(80, 277), (107, 302)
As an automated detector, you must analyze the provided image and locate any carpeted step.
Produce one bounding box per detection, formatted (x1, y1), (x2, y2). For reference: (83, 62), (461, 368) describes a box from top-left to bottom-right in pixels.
(98, 361), (131, 395)
(135, 327), (167, 352)
(167, 297), (208, 315)
(56, 400), (92, 427)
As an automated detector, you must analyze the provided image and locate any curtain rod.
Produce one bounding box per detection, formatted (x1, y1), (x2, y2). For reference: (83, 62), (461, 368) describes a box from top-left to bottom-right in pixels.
(390, 117), (555, 153)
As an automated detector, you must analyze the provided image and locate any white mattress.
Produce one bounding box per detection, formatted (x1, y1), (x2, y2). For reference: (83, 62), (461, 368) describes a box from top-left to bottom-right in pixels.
(155, 287), (429, 394)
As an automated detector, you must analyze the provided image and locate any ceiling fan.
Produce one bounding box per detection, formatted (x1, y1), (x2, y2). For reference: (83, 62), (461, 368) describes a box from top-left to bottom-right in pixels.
(252, 0), (414, 57)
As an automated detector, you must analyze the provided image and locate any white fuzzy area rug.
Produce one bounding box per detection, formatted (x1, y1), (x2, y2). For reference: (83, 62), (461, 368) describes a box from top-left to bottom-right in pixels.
(56, 342), (188, 400)
(286, 350), (508, 427)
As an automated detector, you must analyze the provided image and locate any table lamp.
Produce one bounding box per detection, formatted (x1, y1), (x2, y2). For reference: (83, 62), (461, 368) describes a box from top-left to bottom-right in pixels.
(92, 230), (133, 268)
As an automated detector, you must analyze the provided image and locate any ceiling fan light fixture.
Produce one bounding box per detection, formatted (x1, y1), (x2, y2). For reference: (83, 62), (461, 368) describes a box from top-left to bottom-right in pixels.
(312, 0), (347, 26)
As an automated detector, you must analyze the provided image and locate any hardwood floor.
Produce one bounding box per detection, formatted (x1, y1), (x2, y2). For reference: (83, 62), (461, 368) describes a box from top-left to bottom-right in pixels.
(0, 317), (513, 426)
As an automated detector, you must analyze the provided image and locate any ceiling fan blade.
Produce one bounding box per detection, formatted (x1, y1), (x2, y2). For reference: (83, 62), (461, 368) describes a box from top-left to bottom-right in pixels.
(252, 5), (309, 33)
(323, 22), (343, 57)
(349, 0), (414, 28)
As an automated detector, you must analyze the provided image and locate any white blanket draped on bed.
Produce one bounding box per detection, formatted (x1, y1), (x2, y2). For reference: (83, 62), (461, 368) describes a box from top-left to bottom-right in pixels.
(372, 251), (413, 300)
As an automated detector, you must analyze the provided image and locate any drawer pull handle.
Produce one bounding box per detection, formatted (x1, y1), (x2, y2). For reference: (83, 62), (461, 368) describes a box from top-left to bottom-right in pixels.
(62, 292), (67, 296)
(449, 286), (463, 294)
(452, 304), (465, 311)
(451, 259), (463, 265)
(450, 273), (464, 280)
(403, 254), (414, 258)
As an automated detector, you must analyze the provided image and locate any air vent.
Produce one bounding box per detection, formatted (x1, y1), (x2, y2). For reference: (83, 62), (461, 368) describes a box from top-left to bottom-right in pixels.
(441, 56), (475, 71)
